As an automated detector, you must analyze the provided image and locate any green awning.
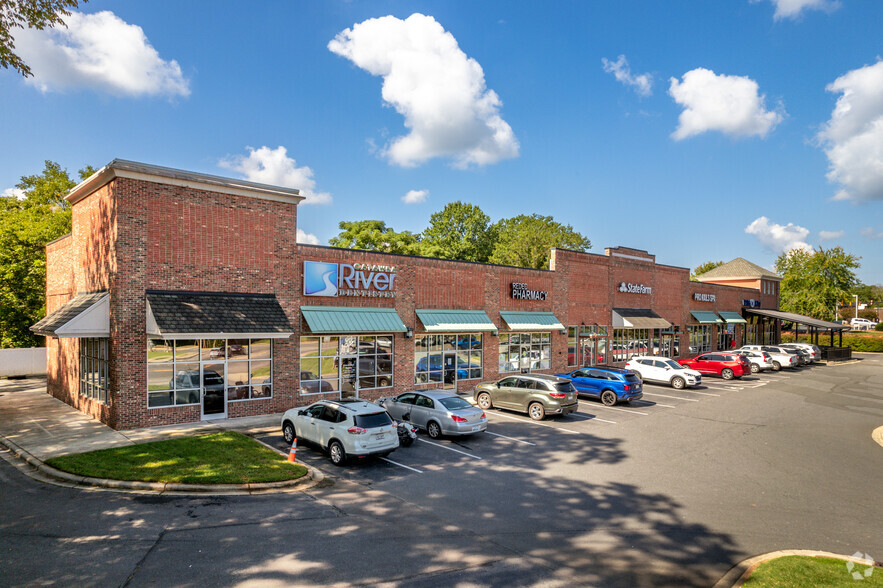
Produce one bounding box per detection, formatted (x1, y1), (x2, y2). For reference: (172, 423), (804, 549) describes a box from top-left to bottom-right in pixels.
(718, 311), (747, 324)
(499, 311), (565, 331)
(301, 306), (408, 334)
(690, 310), (723, 324)
(416, 309), (497, 332)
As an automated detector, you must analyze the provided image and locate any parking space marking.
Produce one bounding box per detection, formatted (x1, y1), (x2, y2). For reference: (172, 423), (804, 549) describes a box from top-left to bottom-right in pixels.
(582, 403), (650, 416)
(631, 400), (676, 408)
(641, 391), (700, 402)
(486, 411), (584, 434)
(566, 413), (618, 424)
(379, 457), (424, 473)
(485, 431), (537, 445)
(418, 438), (483, 460)
(674, 388), (720, 397)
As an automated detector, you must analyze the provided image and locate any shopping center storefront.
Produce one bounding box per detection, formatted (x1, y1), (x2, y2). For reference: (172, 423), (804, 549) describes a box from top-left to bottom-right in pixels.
(34, 160), (779, 429)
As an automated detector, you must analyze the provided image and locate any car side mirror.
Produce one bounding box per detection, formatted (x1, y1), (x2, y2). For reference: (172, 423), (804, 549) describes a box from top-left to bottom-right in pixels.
(496, 383), (501, 388)
(297, 409), (305, 416)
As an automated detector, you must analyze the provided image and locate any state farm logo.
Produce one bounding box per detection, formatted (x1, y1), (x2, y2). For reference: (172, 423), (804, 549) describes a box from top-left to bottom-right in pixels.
(619, 282), (651, 294)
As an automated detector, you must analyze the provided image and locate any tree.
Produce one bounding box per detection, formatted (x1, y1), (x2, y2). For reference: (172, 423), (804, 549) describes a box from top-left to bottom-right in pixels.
(775, 246), (860, 321)
(328, 220), (422, 255)
(0, 160), (94, 348)
(1, 0), (85, 77)
(489, 214), (591, 269)
(691, 260), (724, 281)
(420, 201), (495, 262)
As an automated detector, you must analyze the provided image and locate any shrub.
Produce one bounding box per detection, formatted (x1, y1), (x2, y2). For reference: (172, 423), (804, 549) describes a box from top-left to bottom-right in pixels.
(781, 332), (883, 352)
(876, 322), (883, 332)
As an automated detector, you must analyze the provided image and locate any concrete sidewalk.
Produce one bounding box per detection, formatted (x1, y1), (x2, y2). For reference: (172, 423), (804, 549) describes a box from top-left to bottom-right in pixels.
(0, 377), (282, 461)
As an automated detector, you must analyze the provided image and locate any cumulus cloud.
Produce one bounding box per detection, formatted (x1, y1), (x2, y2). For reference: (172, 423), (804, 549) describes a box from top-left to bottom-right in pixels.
(15, 11), (189, 97)
(745, 216), (812, 253)
(753, 0), (840, 21)
(297, 229), (321, 245)
(602, 55), (652, 97)
(219, 146), (332, 205)
(818, 230), (845, 241)
(402, 189), (429, 204)
(328, 13), (519, 168)
(860, 227), (883, 239)
(669, 68), (784, 140)
(817, 60), (883, 203)
(2, 188), (25, 199)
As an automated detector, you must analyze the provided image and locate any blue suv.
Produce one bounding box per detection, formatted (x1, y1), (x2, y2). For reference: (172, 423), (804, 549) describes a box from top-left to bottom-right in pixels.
(415, 355), (469, 383)
(554, 367), (643, 406)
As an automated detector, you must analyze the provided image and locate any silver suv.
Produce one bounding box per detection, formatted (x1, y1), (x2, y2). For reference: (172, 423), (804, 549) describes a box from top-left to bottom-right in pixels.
(281, 399), (398, 466)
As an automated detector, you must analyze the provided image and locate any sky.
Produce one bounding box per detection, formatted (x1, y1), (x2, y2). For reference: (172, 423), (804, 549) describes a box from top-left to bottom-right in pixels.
(2, 0), (882, 284)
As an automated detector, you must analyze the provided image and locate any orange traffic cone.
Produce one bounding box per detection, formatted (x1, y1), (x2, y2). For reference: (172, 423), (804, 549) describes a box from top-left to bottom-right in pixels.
(287, 438), (297, 463)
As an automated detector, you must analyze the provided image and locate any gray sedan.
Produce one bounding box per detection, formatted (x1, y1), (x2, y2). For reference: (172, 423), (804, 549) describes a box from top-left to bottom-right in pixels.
(378, 390), (487, 439)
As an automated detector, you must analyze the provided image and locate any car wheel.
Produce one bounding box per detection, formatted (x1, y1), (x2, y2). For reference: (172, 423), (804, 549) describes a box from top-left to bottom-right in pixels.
(721, 368), (734, 380)
(750, 363), (760, 374)
(427, 421), (442, 439)
(378, 377), (390, 387)
(328, 441), (346, 466)
(477, 392), (492, 410)
(671, 376), (685, 390)
(601, 390), (617, 406)
(528, 402), (545, 421)
(772, 361), (781, 371)
(282, 421), (296, 444)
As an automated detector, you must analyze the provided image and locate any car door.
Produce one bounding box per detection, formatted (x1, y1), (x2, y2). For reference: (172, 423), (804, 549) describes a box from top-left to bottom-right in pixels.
(316, 406), (341, 448)
(692, 354), (715, 375)
(410, 394), (434, 428)
(514, 378), (538, 411)
(298, 404), (325, 444)
(647, 359), (671, 383)
(494, 377), (520, 408)
(386, 392), (416, 421)
(568, 369), (597, 397)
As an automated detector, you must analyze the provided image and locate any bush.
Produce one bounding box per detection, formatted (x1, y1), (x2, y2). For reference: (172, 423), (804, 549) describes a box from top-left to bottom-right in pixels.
(782, 332), (883, 352)
(876, 322), (883, 332)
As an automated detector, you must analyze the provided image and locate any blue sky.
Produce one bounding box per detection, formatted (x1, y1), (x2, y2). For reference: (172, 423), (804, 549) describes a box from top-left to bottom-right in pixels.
(2, 0), (882, 283)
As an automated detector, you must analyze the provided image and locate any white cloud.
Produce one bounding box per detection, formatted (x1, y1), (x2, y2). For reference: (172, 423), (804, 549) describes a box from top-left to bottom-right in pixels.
(2, 188), (25, 199)
(328, 13), (519, 168)
(817, 60), (883, 203)
(669, 68), (784, 140)
(753, 0), (840, 21)
(15, 11), (189, 97)
(602, 55), (652, 97)
(402, 189), (429, 204)
(296, 229), (321, 245)
(818, 230), (845, 241)
(860, 227), (883, 239)
(745, 216), (812, 253)
(219, 146), (332, 206)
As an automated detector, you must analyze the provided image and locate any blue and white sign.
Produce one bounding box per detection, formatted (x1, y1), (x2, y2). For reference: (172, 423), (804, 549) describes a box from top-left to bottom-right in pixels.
(304, 261), (339, 296)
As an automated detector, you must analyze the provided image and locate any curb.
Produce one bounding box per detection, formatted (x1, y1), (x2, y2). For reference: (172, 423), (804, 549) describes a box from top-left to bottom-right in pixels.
(0, 431), (325, 495)
(713, 550), (883, 588)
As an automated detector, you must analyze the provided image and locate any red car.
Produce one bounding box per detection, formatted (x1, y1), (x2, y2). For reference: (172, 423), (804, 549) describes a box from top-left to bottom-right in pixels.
(678, 352), (748, 380)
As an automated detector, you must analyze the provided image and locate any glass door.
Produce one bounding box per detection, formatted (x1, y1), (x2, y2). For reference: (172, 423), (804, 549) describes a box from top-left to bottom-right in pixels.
(442, 352), (457, 390)
(340, 355), (358, 398)
(201, 362), (227, 419)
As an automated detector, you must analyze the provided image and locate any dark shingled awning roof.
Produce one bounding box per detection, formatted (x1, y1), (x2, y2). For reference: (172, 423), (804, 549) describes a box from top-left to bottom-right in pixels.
(146, 291), (293, 339)
(31, 292), (109, 338)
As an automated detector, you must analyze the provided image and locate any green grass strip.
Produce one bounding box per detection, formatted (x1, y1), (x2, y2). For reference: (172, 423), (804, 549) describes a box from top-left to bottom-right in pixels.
(744, 555), (882, 587)
(46, 432), (307, 485)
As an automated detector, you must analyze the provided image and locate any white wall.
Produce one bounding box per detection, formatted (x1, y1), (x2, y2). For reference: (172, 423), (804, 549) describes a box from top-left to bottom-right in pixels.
(0, 348), (47, 376)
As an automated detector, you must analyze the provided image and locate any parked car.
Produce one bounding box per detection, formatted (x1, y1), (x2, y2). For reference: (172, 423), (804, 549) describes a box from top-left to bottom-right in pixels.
(779, 343), (820, 363)
(678, 353), (748, 380)
(555, 366), (644, 405)
(281, 399), (398, 466)
(737, 345), (798, 371)
(850, 317), (878, 330)
(378, 390), (487, 438)
(169, 369), (222, 407)
(474, 374), (578, 420)
(762, 345), (808, 366)
(733, 350), (774, 373)
(300, 370), (334, 394)
(415, 355), (468, 383)
(623, 356), (702, 389)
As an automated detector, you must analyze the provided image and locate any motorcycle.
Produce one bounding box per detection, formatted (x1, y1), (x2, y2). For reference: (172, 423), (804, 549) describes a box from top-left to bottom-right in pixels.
(396, 412), (417, 447)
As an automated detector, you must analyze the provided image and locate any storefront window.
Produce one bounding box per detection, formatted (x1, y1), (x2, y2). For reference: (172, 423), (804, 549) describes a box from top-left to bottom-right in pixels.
(300, 335), (393, 396)
(147, 338), (273, 408)
(718, 324), (735, 350)
(688, 326), (712, 355)
(414, 334), (483, 384)
(498, 332), (551, 372)
(80, 338), (109, 404)
(611, 329), (650, 362)
(567, 327), (578, 366)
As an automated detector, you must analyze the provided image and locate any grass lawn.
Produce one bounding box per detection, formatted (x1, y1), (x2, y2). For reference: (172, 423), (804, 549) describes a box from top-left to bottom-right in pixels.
(744, 555), (882, 587)
(45, 432), (308, 485)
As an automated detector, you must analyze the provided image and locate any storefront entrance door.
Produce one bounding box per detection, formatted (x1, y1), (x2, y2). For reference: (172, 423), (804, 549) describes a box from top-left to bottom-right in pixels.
(442, 352), (457, 390)
(340, 356), (358, 398)
(659, 334), (674, 358)
(201, 362), (227, 419)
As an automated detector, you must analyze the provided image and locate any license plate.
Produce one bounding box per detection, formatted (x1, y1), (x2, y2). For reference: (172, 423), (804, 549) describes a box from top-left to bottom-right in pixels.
(374, 433), (385, 440)
(635, 385), (642, 391)
(472, 425), (481, 432)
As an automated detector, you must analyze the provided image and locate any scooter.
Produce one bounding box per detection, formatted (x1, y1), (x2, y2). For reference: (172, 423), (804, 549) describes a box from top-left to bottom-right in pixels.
(396, 411), (417, 447)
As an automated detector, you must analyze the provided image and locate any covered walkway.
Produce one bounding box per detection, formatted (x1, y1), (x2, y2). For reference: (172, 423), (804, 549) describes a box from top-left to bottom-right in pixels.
(745, 308), (852, 360)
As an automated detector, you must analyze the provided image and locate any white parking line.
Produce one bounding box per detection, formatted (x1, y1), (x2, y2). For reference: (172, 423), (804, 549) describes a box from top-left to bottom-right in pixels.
(566, 413), (618, 424)
(485, 431), (536, 445)
(641, 391), (700, 402)
(584, 403), (650, 416)
(632, 400), (676, 408)
(675, 389), (720, 397)
(418, 438), (483, 459)
(486, 411), (584, 434)
(379, 457), (424, 473)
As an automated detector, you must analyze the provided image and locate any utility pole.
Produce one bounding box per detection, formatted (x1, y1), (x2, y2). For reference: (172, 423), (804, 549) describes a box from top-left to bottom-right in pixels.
(855, 294), (859, 319)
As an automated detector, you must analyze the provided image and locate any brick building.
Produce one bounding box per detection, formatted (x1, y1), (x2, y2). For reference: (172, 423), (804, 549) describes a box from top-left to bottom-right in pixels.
(33, 160), (780, 430)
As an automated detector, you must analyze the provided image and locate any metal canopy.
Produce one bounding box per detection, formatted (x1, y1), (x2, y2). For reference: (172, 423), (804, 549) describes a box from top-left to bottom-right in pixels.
(690, 310), (723, 324)
(611, 308), (672, 329)
(416, 309), (497, 332)
(301, 306), (408, 334)
(718, 311), (748, 324)
(499, 311), (565, 331)
(30, 292), (109, 338)
(744, 308), (847, 330)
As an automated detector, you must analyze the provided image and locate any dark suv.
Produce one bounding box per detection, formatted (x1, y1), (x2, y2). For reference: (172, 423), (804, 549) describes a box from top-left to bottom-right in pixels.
(555, 367), (643, 406)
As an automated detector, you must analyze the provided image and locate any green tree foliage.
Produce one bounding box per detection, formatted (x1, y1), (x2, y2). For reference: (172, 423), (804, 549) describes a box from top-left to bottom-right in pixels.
(420, 201), (495, 262)
(0, 0), (84, 77)
(691, 260), (724, 281)
(489, 214), (591, 269)
(774, 246), (860, 322)
(327, 220), (422, 255)
(0, 160), (94, 348)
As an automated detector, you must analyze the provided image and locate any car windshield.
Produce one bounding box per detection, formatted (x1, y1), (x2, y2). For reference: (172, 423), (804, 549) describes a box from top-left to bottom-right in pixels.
(439, 396), (473, 410)
(353, 412), (393, 428)
(660, 359), (684, 369)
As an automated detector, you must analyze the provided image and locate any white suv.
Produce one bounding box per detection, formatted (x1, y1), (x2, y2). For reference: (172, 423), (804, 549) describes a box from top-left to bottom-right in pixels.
(624, 356), (702, 389)
(737, 346), (797, 371)
(850, 317), (878, 331)
(281, 399), (399, 466)
(738, 350), (774, 373)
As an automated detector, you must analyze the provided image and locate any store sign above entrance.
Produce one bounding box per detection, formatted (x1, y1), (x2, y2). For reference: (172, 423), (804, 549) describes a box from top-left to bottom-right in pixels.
(511, 283), (548, 300)
(303, 261), (397, 298)
(619, 282), (651, 294)
(694, 292), (716, 302)
(743, 299), (761, 308)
